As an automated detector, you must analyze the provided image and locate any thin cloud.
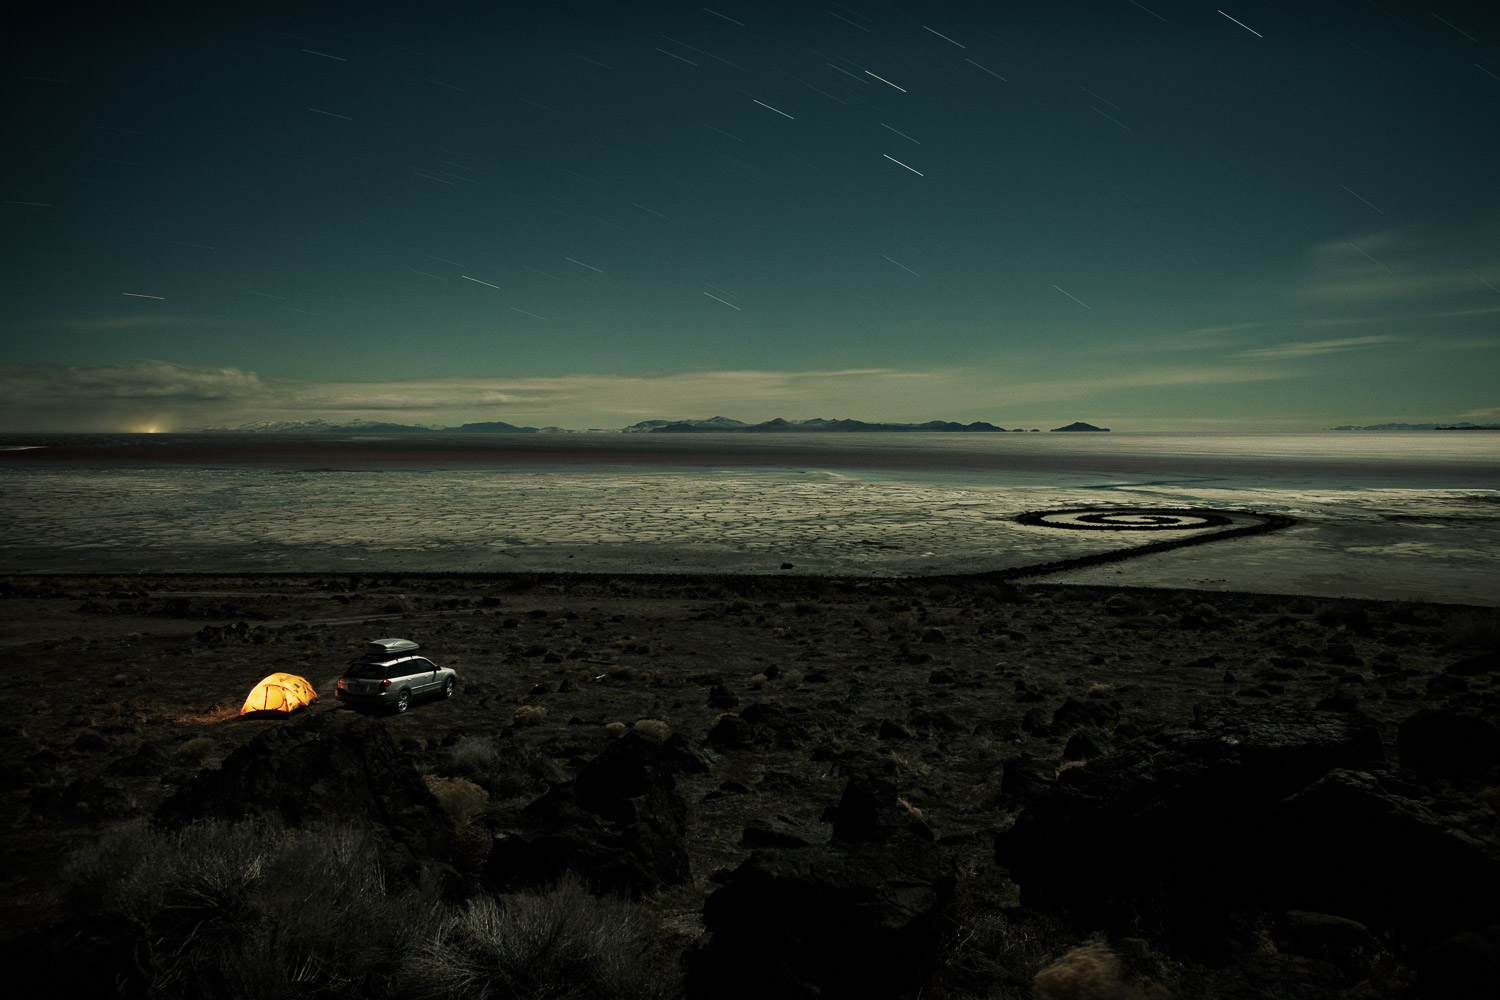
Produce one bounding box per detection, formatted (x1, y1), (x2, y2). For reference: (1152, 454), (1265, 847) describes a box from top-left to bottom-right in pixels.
(1296, 227), (1500, 306)
(1234, 336), (1397, 361)
(44, 314), (199, 332)
(0, 360), (1309, 432)
(0, 360), (269, 400)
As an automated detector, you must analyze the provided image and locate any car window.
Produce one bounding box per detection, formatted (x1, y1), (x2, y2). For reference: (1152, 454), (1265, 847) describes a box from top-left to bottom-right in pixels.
(344, 660), (390, 679)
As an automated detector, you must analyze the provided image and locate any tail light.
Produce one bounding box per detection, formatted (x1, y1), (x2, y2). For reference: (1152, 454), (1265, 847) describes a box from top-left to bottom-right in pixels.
(380, 679), (391, 691)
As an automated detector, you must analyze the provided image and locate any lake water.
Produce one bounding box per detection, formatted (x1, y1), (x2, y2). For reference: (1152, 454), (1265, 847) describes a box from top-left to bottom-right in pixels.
(1, 432), (1496, 604)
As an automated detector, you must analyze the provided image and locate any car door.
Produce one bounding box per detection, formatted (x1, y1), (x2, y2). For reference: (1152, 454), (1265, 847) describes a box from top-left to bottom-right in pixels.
(411, 657), (438, 694)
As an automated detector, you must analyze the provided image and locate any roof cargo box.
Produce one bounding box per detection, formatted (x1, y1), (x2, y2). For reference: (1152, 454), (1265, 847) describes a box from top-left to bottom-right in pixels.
(364, 637), (419, 658)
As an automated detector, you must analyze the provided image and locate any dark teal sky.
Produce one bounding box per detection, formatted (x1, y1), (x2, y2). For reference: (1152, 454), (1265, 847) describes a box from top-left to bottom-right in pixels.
(3, 1), (1498, 430)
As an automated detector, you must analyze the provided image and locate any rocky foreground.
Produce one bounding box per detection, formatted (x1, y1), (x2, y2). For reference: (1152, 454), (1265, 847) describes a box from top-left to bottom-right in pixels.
(1, 572), (1497, 998)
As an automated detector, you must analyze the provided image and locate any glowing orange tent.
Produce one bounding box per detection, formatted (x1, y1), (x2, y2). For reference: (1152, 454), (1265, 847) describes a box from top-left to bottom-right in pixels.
(239, 673), (318, 717)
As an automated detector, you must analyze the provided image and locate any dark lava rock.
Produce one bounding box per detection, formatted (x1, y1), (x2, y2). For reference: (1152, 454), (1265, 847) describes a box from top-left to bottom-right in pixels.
(707, 683), (739, 709)
(736, 701), (814, 748)
(1418, 928), (1500, 1000)
(877, 719), (915, 741)
(1277, 910), (1376, 965)
(741, 815), (827, 848)
(830, 771), (933, 844)
(706, 713), (753, 748)
(156, 712), (453, 880)
(103, 742), (165, 777)
(687, 773), (954, 1000)
(32, 777), (136, 822)
(996, 705), (1384, 949)
(485, 730), (690, 898)
(1446, 651), (1500, 677)
(998, 752), (1053, 808)
(68, 731), (109, 753)
(1267, 768), (1500, 942)
(1051, 696), (1119, 732)
(1062, 729), (1106, 761)
(1426, 674), (1470, 697)
(1398, 709), (1500, 778)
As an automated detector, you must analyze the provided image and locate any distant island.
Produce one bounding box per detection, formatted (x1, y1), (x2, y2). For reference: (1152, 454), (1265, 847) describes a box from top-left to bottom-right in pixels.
(1333, 421), (1499, 430)
(1049, 421), (1110, 432)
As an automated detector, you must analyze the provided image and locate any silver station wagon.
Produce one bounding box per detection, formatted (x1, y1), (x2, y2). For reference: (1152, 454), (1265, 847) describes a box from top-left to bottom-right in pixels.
(335, 638), (457, 713)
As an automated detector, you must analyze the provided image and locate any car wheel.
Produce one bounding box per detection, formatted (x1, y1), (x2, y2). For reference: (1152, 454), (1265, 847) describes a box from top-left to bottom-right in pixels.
(442, 678), (455, 699)
(394, 689), (411, 713)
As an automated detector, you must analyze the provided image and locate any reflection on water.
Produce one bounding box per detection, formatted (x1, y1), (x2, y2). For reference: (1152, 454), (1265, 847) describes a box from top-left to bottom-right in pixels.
(1, 430), (1496, 490)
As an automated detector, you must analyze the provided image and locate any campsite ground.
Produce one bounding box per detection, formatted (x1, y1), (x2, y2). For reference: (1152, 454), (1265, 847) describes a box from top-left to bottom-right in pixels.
(2, 571), (1498, 997)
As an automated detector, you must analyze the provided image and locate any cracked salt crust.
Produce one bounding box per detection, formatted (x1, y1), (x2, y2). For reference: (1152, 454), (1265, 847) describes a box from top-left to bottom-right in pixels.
(1, 469), (1495, 604)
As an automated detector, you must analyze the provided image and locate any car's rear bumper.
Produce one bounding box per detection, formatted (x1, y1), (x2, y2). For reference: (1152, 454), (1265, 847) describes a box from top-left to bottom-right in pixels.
(335, 689), (391, 708)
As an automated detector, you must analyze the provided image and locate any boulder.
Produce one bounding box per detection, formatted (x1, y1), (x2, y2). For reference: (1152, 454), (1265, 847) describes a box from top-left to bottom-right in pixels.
(998, 752), (1054, 808)
(155, 712), (452, 879)
(1419, 929), (1500, 1000)
(687, 772), (954, 999)
(741, 815), (827, 849)
(485, 730), (691, 897)
(1265, 768), (1500, 942)
(1277, 910), (1377, 966)
(996, 705), (1383, 946)
(1397, 709), (1500, 779)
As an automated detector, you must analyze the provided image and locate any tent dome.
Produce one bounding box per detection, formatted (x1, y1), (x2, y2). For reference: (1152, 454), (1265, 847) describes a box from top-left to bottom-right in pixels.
(240, 672), (318, 716)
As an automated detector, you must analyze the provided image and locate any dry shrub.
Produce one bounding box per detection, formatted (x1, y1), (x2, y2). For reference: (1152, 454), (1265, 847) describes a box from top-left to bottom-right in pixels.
(512, 705), (548, 727)
(603, 721), (629, 739)
(424, 775), (490, 824)
(60, 817), (445, 998)
(1033, 942), (1128, 1000)
(962, 782), (1002, 810)
(632, 719), (671, 743)
(402, 874), (680, 1000)
(444, 734), (503, 779)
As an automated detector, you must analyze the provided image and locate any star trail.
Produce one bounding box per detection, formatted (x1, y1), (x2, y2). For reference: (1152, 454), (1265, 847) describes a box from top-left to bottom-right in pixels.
(2, 0), (1497, 431)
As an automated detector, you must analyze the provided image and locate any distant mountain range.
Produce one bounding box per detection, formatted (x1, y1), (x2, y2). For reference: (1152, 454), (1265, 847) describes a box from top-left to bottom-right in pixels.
(194, 416), (1109, 434)
(628, 416), (1039, 433)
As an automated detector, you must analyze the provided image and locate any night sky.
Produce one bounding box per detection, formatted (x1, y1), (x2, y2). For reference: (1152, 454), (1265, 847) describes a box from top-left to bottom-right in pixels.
(3, 1), (1498, 431)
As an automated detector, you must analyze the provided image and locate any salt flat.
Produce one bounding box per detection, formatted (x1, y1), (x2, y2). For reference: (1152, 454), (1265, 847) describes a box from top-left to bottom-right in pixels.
(2, 467), (1495, 605)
